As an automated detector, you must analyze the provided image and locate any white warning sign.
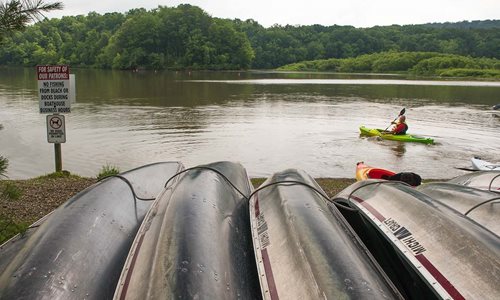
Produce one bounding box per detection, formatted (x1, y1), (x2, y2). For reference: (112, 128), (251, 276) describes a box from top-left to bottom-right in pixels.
(37, 65), (71, 114)
(46, 114), (66, 143)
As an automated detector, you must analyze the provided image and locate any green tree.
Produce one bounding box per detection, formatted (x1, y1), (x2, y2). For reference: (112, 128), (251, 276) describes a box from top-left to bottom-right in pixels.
(0, 0), (62, 41)
(107, 10), (160, 69)
(207, 19), (254, 69)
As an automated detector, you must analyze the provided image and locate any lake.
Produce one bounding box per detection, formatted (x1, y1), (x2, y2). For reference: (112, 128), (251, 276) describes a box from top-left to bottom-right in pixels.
(0, 67), (499, 179)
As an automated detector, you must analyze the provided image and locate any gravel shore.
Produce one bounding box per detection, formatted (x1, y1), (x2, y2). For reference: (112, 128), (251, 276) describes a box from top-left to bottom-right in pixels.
(1, 176), (97, 224)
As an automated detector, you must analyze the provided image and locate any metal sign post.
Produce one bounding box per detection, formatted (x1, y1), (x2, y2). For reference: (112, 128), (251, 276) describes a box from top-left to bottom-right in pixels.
(37, 65), (72, 173)
(54, 143), (62, 172)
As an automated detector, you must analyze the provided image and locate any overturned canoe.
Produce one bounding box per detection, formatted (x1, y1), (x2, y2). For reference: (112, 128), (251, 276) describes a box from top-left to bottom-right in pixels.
(417, 182), (500, 236)
(250, 169), (402, 299)
(114, 161), (261, 299)
(0, 162), (184, 300)
(332, 180), (500, 299)
(359, 126), (434, 144)
(447, 170), (500, 192)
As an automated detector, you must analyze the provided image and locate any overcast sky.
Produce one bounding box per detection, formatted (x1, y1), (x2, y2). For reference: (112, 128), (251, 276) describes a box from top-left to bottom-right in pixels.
(45, 0), (499, 28)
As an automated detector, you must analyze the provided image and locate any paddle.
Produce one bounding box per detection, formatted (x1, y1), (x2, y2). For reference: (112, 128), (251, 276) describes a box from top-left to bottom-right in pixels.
(384, 108), (406, 131)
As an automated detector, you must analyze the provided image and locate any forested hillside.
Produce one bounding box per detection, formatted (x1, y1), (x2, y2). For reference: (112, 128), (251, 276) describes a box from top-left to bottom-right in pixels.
(0, 4), (499, 71)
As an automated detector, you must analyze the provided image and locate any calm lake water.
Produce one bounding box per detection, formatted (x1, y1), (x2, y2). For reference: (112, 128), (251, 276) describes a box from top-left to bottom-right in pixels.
(0, 68), (499, 179)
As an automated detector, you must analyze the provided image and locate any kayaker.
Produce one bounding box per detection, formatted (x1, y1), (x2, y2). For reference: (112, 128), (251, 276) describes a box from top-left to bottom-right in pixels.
(390, 115), (408, 135)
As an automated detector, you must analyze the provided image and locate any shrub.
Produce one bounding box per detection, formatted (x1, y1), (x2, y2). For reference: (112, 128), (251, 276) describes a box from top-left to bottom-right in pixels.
(316, 58), (341, 71)
(410, 55), (479, 74)
(97, 164), (120, 180)
(338, 54), (374, 72)
(438, 68), (500, 78)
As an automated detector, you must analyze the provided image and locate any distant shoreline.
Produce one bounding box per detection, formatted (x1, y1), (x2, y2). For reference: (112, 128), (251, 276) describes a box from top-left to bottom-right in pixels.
(277, 51), (500, 81)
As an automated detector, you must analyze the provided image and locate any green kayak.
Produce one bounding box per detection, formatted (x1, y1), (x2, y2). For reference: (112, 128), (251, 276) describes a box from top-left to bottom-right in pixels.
(359, 126), (434, 144)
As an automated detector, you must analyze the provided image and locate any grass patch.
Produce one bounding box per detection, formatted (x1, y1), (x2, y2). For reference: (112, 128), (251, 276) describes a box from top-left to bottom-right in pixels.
(97, 164), (121, 180)
(35, 170), (78, 180)
(1, 181), (22, 200)
(0, 216), (29, 244)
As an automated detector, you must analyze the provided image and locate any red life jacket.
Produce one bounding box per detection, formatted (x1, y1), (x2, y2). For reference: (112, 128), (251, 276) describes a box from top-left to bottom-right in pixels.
(393, 122), (408, 135)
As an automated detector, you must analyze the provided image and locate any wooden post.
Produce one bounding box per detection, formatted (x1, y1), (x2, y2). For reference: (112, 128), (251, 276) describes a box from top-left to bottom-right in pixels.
(54, 143), (62, 172)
